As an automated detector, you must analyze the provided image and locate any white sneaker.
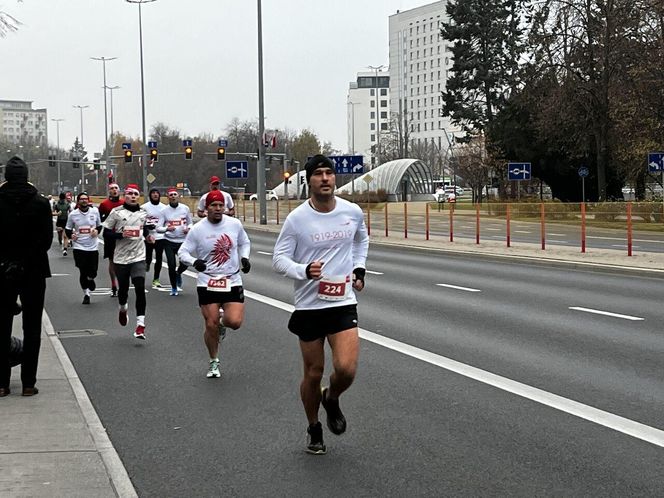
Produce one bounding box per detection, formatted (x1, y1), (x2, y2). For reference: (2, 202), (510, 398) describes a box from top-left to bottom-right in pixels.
(206, 359), (220, 378)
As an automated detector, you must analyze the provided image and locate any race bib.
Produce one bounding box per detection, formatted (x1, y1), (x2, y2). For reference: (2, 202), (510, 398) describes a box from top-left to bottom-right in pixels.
(317, 275), (349, 301)
(123, 225), (141, 238)
(207, 276), (230, 292)
(78, 226), (92, 235)
(168, 220), (182, 227)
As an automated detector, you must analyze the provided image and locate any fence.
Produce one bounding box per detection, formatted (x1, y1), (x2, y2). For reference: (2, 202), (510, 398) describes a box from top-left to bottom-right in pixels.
(238, 199), (664, 256)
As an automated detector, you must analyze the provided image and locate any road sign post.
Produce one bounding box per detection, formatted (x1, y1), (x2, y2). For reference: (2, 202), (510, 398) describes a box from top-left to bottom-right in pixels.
(647, 152), (664, 218)
(578, 166), (589, 203)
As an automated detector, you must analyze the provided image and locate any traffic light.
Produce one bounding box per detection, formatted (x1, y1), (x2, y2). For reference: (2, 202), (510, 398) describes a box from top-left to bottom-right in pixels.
(217, 147), (226, 161)
(72, 156), (80, 168)
(124, 149), (133, 163)
(184, 146), (193, 160)
(150, 148), (158, 162)
(284, 171), (291, 182)
(93, 159), (100, 170)
(48, 155), (56, 167)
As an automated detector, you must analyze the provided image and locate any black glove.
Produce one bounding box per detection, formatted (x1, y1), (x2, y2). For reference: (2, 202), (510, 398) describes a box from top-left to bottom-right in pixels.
(193, 259), (207, 272)
(144, 223), (156, 231)
(353, 267), (366, 285)
(241, 257), (251, 274)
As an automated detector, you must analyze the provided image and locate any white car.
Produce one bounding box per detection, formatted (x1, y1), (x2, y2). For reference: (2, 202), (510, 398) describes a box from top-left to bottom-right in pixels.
(445, 186), (464, 196)
(249, 189), (278, 201)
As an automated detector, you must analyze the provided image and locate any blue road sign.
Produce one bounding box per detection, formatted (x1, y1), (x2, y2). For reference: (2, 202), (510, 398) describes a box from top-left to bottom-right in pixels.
(122, 142), (131, 150)
(647, 152), (664, 173)
(578, 166), (589, 178)
(218, 139), (228, 147)
(226, 161), (248, 179)
(148, 141), (157, 148)
(329, 155), (364, 175)
(508, 162), (531, 181)
(182, 139), (192, 147)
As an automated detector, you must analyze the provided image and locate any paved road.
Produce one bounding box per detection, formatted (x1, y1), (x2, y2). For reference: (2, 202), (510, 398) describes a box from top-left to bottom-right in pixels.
(45, 233), (664, 496)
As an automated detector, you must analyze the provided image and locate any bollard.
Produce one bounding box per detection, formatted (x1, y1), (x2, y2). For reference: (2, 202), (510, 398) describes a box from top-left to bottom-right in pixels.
(252, 200), (256, 224)
(425, 203), (430, 240)
(385, 203), (389, 237)
(540, 202), (546, 250)
(404, 203), (408, 239)
(449, 203), (454, 242)
(276, 200), (280, 225)
(627, 202), (633, 256)
(242, 197), (246, 222)
(367, 205), (371, 236)
(475, 203), (480, 244)
(506, 204), (511, 248)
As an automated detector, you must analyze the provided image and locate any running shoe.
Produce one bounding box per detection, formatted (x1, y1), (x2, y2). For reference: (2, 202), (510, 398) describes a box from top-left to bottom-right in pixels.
(134, 325), (146, 340)
(206, 359), (221, 378)
(170, 288), (178, 296)
(82, 295), (90, 305)
(306, 422), (327, 455)
(176, 274), (183, 291)
(62, 249), (67, 256)
(118, 307), (128, 326)
(321, 387), (346, 435)
(152, 279), (162, 288)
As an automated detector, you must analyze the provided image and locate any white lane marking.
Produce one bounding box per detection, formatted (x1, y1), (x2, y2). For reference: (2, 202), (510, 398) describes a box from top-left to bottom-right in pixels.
(514, 230), (531, 234)
(242, 289), (664, 448)
(611, 245), (641, 249)
(587, 236), (662, 244)
(257, 251), (273, 256)
(51, 273), (71, 277)
(366, 270), (384, 275)
(486, 228), (501, 231)
(569, 307), (644, 321)
(549, 233), (566, 236)
(436, 283), (481, 292)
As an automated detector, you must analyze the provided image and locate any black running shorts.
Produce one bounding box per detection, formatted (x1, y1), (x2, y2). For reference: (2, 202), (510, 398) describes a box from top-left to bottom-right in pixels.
(197, 286), (244, 306)
(288, 304), (358, 342)
(55, 218), (67, 229)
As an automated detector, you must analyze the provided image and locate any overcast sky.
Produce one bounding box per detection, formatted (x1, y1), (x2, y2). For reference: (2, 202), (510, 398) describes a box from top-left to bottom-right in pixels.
(1, 0), (430, 155)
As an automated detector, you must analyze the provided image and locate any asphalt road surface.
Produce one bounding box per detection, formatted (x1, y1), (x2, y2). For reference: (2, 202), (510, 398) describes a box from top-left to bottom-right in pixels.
(45, 231), (664, 497)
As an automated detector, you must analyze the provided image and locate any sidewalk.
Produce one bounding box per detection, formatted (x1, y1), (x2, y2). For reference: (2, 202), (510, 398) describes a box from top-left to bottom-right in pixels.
(0, 313), (136, 498)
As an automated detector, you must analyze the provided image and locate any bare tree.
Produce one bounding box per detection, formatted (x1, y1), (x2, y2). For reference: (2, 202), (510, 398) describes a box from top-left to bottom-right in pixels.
(0, 7), (20, 38)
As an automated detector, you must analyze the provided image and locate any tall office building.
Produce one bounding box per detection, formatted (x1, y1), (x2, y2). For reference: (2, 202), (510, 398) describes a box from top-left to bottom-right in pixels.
(0, 100), (48, 146)
(388, 1), (457, 165)
(347, 70), (390, 168)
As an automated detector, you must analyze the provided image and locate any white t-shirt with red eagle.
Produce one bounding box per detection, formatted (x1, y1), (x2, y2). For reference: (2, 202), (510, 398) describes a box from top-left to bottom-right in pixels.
(177, 216), (250, 288)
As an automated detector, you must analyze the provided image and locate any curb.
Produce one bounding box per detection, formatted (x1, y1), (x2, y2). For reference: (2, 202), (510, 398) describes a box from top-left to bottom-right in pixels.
(43, 312), (138, 498)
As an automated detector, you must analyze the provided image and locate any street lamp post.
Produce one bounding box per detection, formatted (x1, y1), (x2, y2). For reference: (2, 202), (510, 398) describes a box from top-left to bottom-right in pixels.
(72, 105), (89, 147)
(257, 0), (267, 224)
(127, 0), (156, 196)
(105, 85), (120, 138)
(91, 56), (117, 184)
(73, 105), (89, 192)
(51, 118), (64, 192)
(347, 100), (357, 155)
(368, 65), (385, 169)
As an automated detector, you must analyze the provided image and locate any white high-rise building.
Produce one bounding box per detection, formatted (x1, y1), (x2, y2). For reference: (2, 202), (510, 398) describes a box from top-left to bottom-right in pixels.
(346, 69), (390, 169)
(0, 100), (48, 146)
(388, 1), (457, 162)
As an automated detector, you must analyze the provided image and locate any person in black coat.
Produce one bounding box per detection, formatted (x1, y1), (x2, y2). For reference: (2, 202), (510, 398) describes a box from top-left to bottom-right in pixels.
(0, 156), (53, 397)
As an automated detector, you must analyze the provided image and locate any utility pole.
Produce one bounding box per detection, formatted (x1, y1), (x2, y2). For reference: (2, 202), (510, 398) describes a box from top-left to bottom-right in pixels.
(51, 118), (64, 192)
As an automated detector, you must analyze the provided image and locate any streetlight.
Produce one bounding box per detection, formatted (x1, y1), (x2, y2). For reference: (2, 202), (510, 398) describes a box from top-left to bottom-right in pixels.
(257, 0), (267, 224)
(368, 64), (385, 169)
(126, 0), (156, 196)
(105, 85), (120, 139)
(91, 56), (117, 181)
(72, 105), (89, 147)
(51, 118), (64, 192)
(347, 100), (357, 154)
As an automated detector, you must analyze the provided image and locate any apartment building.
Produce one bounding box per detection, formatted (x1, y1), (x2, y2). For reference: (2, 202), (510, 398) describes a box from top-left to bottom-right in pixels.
(0, 99), (48, 145)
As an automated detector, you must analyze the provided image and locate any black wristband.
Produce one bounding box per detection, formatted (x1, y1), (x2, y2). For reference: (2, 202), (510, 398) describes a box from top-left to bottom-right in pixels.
(305, 263), (313, 279)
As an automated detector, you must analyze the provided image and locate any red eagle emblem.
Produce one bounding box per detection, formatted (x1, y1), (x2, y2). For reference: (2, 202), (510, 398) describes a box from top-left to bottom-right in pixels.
(211, 234), (233, 266)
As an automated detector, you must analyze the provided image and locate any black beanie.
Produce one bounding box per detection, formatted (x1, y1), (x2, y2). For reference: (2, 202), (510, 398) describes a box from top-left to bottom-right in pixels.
(149, 188), (161, 204)
(305, 154), (334, 183)
(4, 156), (28, 183)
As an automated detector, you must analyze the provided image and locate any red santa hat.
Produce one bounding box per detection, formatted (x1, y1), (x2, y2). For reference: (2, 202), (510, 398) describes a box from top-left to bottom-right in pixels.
(124, 184), (140, 195)
(167, 187), (178, 195)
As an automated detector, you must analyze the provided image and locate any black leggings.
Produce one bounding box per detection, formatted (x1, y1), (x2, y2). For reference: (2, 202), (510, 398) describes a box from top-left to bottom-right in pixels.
(145, 239), (165, 279)
(73, 249), (99, 290)
(164, 240), (188, 288)
(115, 262), (146, 316)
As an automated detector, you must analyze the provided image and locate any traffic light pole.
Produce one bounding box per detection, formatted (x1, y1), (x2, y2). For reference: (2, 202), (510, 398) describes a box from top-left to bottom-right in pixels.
(256, 0), (267, 224)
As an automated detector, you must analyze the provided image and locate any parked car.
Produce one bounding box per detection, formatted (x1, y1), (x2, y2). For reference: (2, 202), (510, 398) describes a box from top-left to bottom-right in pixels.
(445, 186), (464, 196)
(249, 189), (278, 201)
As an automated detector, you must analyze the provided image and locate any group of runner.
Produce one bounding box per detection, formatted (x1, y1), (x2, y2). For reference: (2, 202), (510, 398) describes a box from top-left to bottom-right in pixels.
(55, 157), (369, 455)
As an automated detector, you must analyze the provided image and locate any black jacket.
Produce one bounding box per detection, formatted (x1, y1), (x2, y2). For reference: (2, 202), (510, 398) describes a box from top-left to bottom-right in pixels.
(0, 181), (53, 279)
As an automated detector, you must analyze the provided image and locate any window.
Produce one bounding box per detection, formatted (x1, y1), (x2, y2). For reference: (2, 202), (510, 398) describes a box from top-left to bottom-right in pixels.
(381, 111), (388, 119)
(370, 123), (375, 130)
(370, 89), (375, 96)
(381, 123), (388, 131)
(424, 123), (427, 131)
(371, 101), (375, 108)
(380, 88), (387, 96)
(371, 134), (376, 142)
(380, 100), (387, 107)
(370, 111), (375, 119)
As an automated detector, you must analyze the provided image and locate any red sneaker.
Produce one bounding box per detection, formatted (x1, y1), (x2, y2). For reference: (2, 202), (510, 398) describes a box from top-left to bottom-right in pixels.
(118, 308), (128, 326)
(134, 325), (146, 340)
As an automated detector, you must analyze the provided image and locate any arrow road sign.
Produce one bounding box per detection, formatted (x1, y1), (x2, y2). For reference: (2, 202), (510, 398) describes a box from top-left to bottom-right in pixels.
(122, 142), (131, 150)
(226, 161), (248, 179)
(329, 155), (364, 175)
(648, 152), (664, 172)
(148, 141), (157, 148)
(508, 162), (531, 181)
(578, 166), (589, 178)
(182, 139), (193, 147)
(218, 139), (228, 147)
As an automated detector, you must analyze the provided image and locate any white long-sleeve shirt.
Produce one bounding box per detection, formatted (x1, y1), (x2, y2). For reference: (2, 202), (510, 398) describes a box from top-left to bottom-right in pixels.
(141, 201), (166, 241)
(272, 197), (369, 310)
(66, 207), (102, 251)
(161, 203), (192, 243)
(178, 216), (250, 288)
(197, 190), (234, 214)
